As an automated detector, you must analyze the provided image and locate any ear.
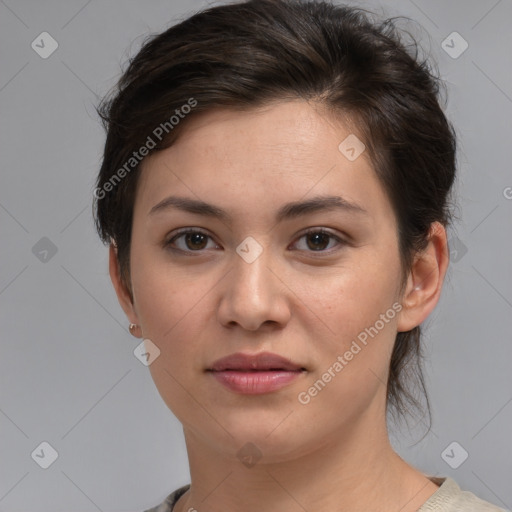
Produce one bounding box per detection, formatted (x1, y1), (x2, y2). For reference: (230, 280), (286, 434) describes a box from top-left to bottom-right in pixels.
(108, 242), (140, 325)
(396, 221), (449, 332)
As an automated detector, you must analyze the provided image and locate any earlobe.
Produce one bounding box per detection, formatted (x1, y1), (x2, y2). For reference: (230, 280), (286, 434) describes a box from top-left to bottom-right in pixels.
(396, 222), (449, 333)
(108, 243), (139, 324)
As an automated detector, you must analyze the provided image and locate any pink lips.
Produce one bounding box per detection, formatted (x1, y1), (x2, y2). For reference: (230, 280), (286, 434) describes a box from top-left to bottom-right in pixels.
(207, 352), (306, 394)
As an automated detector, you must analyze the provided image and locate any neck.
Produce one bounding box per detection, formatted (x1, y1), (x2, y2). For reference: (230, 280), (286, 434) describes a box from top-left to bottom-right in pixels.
(175, 405), (437, 512)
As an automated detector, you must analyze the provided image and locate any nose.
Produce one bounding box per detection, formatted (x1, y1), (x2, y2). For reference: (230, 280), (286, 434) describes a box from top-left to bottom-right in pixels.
(216, 243), (291, 332)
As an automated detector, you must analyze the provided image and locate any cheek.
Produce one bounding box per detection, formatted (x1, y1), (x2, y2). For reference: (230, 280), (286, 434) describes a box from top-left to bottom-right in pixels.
(130, 241), (215, 327)
(302, 252), (400, 340)
(131, 258), (218, 424)
(128, 251), (211, 376)
(296, 251), (401, 394)
(295, 277), (399, 417)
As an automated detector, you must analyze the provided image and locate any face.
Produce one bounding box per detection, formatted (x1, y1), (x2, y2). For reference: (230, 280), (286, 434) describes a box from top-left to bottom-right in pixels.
(114, 100), (413, 462)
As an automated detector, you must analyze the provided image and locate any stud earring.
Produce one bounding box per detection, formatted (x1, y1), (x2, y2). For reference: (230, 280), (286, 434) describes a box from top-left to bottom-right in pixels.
(129, 323), (142, 338)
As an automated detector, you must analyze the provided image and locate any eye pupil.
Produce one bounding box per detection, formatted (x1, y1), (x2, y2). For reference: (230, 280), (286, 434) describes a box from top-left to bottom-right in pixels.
(307, 232), (330, 251)
(186, 232), (208, 250)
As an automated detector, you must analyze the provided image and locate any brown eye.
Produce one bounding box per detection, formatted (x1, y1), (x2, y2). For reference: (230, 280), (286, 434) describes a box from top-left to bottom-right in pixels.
(165, 229), (216, 252)
(293, 229), (345, 253)
(305, 231), (330, 251)
(184, 232), (208, 250)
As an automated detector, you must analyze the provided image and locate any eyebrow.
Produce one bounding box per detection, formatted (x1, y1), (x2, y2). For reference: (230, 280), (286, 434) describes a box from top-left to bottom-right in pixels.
(148, 194), (368, 223)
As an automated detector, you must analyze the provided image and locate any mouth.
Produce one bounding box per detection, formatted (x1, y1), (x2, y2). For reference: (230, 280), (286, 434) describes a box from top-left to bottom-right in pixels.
(209, 368), (306, 372)
(207, 351), (306, 372)
(207, 369), (306, 394)
(206, 352), (306, 394)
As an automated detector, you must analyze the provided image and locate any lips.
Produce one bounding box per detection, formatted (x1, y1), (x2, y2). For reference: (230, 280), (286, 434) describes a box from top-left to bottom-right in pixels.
(207, 352), (306, 394)
(208, 351), (305, 372)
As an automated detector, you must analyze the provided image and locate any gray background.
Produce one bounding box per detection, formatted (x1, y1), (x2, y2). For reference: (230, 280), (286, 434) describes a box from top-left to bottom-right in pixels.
(1, 0), (511, 511)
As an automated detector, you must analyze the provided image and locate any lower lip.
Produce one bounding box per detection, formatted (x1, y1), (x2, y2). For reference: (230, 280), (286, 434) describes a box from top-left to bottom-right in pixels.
(209, 370), (304, 394)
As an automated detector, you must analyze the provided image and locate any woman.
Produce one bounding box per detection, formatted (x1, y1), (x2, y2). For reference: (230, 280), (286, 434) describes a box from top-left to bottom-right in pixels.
(93, 1), (506, 511)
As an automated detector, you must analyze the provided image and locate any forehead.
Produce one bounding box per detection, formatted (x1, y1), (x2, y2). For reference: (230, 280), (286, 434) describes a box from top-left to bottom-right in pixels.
(134, 100), (392, 226)
(153, 100), (364, 170)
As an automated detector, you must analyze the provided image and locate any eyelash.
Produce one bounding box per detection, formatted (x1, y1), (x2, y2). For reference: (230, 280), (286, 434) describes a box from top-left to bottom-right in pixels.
(163, 228), (346, 255)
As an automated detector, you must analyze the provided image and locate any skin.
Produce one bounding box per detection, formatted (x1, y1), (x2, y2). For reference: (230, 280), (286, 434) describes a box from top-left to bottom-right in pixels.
(109, 100), (449, 512)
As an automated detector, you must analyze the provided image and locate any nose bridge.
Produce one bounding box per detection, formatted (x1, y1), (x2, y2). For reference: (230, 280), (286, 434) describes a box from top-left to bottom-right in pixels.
(232, 235), (273, 302)
(218, 235), (289, 330)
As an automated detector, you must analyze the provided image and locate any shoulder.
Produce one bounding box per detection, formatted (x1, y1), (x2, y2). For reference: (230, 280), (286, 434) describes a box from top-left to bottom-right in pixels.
(419, 477), (509, 512)
(142, 483), (191, 512)
(142, 479), (508, 512)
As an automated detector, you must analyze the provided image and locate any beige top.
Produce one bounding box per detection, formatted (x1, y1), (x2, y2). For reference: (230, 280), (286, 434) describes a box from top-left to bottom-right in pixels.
(143, 476), (508, 512)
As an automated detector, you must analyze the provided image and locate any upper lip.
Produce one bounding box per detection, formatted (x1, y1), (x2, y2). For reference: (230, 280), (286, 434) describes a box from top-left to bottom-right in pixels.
(208, 352), (305, 372)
